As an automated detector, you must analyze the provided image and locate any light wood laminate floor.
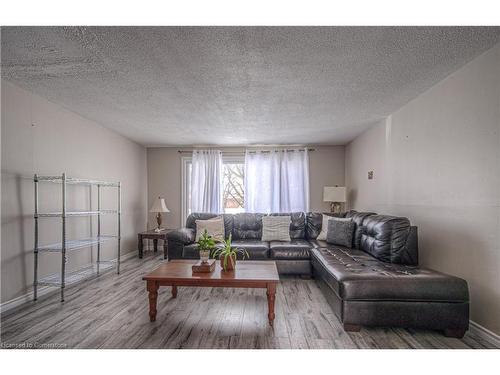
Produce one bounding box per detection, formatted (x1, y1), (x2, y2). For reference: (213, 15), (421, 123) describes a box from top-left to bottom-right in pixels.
(1, 253), (497, 349)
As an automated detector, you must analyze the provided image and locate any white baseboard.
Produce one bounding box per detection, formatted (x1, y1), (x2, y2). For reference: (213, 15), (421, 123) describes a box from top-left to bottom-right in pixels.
(469, 320), (500, 348)
(0, 251), (137, 315)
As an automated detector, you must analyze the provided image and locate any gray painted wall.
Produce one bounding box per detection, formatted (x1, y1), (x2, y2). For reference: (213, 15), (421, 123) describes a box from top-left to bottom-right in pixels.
(1, 80), (148, 303)
(147, 146), (345, 229)
(345, 43), (500, 335)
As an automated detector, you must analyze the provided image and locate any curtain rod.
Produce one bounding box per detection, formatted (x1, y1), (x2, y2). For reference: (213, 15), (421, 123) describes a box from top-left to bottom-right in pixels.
(178, 148), (315, 154)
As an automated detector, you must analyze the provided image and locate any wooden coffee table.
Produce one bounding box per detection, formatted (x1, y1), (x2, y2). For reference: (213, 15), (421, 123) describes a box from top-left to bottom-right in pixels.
(142, 260), (280, 325)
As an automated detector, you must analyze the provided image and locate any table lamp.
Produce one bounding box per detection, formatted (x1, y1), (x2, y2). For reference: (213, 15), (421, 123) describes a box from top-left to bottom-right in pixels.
(150, 197), (170, 232)
(323, 186), (346, 214)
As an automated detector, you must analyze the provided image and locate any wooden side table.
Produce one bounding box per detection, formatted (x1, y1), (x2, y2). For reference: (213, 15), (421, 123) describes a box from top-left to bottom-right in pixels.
(138, 229), (172, 259)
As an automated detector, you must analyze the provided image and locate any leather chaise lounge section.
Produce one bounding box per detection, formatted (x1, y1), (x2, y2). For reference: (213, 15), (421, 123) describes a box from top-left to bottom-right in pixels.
(166, 211), (470, 337)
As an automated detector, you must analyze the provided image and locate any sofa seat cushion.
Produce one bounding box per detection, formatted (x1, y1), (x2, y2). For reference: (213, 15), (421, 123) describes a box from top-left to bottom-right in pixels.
(231, 240), (269, 260)
(307, 239), (328, 249)
(311, 247), (469, 303)
(270, 240), (312, 260)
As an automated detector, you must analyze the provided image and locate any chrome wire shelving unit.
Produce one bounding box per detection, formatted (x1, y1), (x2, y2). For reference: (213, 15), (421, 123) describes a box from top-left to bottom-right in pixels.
(34, 173), (121, 302)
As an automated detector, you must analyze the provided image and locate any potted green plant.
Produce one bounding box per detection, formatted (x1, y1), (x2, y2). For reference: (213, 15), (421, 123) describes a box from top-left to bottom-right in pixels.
(211, 234), (249, 271)
(197, 229), (216, 263)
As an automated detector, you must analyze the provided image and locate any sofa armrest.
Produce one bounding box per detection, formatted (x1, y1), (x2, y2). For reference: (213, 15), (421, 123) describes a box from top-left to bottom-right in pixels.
(167, 228), (195, 244)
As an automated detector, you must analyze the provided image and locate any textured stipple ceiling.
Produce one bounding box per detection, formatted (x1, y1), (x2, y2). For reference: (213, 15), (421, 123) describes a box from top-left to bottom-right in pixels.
(2, 27), (500, 146)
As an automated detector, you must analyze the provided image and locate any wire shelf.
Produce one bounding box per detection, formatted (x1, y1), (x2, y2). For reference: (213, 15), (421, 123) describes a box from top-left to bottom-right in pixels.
(37, 210), (118, 217)
(33, 172), (121, 302)
(36, 175), (119, 187)
(37, 236), (118, 252)
(37, 261), (116, 287)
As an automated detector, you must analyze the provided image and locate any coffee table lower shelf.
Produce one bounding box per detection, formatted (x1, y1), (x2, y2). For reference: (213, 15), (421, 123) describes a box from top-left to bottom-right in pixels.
(142, 260), (279, 326)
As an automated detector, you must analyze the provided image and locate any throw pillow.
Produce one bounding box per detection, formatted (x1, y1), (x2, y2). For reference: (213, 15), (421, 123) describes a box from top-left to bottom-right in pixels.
(261, 216), (291, 242)
(326, 218), (355, 247)
(195, 216), (225, 242)
(317, 214), (351, 240)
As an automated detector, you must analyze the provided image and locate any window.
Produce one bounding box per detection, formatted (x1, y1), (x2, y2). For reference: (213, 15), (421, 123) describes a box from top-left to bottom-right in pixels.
(181, 155), (245, 224)
(222, 158), (245, 214)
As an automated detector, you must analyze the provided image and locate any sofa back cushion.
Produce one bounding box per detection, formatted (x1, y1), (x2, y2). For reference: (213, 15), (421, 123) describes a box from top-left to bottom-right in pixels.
(270, 212), (305, 239)
(345, 210), (377, 248)
(306, 212), (345, 239)
(186, 213), (233, 240)
(359, 214), (416, 265)
(232, 213), (264, 240)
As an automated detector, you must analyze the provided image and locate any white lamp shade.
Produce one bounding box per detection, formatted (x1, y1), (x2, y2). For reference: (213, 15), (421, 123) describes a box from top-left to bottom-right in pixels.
(323, 186), (346, 202)
(150, 197), (170, 213)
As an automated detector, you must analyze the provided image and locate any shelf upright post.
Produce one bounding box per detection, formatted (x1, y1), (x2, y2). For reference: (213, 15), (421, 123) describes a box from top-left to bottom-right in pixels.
(97, 184), (101, 275)
(61, 173), (67, 302)
(33, 174), (39, 301)
(117, 182), (121, 274)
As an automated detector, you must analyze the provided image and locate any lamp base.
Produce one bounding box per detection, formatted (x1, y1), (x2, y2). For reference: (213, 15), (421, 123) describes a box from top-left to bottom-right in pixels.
(155, 212), (163, 232)
(330, 202), (342, 214)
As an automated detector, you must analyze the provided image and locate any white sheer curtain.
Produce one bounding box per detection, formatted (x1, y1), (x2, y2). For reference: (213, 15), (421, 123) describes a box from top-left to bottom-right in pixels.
(244, 151), (281, 213)
(244, 149), (310, 213)
(281, 149), (310, 212)
(190, 150), (223, 213)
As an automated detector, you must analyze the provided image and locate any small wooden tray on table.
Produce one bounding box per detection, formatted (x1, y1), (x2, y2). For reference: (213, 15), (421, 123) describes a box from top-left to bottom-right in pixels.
(192, 259), (216, 273)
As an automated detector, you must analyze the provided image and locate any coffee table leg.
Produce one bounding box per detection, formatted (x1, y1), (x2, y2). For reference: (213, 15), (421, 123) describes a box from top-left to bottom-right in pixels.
(153, 239), (158, 253)
(147, 280), (159, 322)
(267, 283), (276, 326)
(172, 285), (177, 298)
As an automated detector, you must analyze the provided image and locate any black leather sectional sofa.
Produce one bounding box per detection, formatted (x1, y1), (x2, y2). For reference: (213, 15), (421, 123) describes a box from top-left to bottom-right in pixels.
(166, 211), (469, 338)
